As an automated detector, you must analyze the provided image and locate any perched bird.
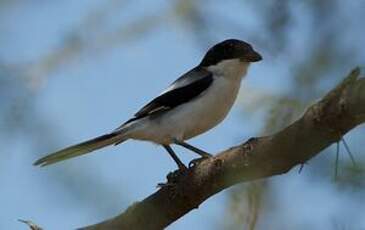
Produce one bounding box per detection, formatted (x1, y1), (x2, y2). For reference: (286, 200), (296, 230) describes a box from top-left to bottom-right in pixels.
(34, 39), (262, 170)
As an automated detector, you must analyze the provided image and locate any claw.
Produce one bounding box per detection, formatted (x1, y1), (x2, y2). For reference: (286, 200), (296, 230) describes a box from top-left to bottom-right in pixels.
(157, 167), (187, 188)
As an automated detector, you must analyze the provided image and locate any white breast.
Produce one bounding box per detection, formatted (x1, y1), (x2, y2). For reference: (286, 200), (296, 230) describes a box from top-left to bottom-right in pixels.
(126, 59), (250, 145)
(179, 75), (241, 139)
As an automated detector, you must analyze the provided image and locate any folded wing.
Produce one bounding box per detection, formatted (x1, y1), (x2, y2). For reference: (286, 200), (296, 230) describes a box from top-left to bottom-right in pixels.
(123, 67), (213, 125)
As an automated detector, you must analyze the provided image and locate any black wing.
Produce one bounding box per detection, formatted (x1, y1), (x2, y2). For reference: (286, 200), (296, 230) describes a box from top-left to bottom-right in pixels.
(124, 67), (213, 124)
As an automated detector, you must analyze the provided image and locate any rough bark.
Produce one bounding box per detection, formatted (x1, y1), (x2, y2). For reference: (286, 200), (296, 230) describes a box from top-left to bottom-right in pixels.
(81, 68), (365, 230)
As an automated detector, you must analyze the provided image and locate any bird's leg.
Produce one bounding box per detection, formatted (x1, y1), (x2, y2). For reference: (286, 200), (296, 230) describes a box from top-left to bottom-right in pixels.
(163, 145), (187, 171)
(173, 139), (212, 168)
(173, 139), (212, 158)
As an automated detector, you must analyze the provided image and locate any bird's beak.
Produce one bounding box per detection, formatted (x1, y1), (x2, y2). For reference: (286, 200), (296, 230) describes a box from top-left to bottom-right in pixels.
(241, 50), (262, 62)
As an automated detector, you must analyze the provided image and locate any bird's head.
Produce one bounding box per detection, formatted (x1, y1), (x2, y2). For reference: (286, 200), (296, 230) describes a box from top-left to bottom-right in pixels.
(199, 39), (262, 67)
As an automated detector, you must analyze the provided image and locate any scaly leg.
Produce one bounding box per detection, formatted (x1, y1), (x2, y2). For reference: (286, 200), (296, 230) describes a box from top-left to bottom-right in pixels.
(173, 139), (212, 158)
(163, 145), (187, 171)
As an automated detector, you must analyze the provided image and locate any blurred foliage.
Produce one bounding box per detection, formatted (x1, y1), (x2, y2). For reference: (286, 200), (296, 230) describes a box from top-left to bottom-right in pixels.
(1, 0), (364, 229)
(225, 181), (266, 230)
(0, 61), (127, 216)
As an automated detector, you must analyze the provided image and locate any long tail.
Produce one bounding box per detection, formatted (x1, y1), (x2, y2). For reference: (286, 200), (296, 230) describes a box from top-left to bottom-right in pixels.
(33, 132), (127, 167)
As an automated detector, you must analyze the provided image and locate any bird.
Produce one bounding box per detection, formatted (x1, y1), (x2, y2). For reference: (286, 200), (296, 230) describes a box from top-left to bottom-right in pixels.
(33, 39), (262, 170)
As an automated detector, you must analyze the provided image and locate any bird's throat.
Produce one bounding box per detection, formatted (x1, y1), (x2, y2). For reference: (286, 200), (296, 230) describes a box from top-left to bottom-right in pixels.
(207, 59), (250, 81)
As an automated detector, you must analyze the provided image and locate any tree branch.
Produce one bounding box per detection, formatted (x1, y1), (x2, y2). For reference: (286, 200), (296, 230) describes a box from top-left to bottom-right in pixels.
(81, 67), (365, 230)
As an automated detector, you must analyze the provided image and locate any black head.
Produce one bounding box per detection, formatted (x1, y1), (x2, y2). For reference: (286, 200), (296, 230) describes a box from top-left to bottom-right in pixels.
(199, 39), (262, 67)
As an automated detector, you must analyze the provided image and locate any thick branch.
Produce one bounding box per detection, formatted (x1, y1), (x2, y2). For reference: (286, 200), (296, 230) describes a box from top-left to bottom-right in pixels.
(82, 68), (365, 230)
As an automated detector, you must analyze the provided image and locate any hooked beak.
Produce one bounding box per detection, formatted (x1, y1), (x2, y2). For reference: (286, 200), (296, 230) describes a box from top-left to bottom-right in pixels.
(240, 50), (262, 62)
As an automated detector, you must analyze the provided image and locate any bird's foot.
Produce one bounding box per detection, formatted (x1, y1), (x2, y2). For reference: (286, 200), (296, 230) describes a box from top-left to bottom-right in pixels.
(177, 162), (188, 172)
(189, 155), (211, 168)
(156, 166), (187, 188)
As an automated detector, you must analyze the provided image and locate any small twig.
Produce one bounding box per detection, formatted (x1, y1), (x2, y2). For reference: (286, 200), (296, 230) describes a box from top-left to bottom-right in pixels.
(298, 163), (305, 174)
(341, 137), (357, 167)
(18, 219), (43, 230)
(334, 141), (340, 180)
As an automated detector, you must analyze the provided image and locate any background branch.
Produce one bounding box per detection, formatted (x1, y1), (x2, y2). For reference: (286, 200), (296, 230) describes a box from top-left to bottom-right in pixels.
(81, 68), (365, 230)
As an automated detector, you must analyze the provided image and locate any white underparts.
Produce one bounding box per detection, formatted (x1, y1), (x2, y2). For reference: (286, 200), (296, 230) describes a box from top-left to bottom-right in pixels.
(123, 59), (250, 145)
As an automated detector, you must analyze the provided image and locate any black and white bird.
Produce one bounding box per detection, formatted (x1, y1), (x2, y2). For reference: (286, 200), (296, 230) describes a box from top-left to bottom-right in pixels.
(34, 39), (262, 170)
